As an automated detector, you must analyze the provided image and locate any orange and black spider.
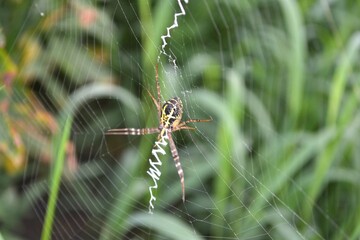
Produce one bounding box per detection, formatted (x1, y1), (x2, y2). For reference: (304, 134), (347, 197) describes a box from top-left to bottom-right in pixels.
(106, 65), (211, 202)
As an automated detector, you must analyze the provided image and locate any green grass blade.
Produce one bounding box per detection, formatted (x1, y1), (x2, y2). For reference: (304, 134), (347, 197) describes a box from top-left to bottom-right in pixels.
(98, 148), (149, 240)
(189, 89), (247, 236)
(126, 212), (204, 240)
(41, 116), (73, 240)
(62, 82), (140, 119)
(350, 224), (360, 240)
(138, 0), (154, 68)
(246, 89), (276, 139)
(327, 32), (360, 125)
(253, 129), (334, 208)
(304, 33), (360, 221)
(263, 210), (304, 240)
(277, 0), (306, 126)
(40, 82), (138, 240)
(244, 129), (334, 238)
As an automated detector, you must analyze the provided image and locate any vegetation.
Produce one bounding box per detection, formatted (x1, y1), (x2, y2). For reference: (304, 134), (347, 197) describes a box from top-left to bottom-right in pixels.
(1, 0), (359, 239)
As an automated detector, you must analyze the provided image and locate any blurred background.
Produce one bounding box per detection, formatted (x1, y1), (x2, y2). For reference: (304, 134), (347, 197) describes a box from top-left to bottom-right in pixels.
(1, 0), (360, 239)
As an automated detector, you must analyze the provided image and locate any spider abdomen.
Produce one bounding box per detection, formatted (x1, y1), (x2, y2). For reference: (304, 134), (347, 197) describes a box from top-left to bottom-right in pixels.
(161, 97), (183, 128)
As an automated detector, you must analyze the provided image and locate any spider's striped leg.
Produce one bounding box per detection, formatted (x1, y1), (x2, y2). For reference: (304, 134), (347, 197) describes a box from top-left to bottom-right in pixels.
(167, 132), (185, 202)
(106, 128), (159, 135)
(172, 126), (196, 132)
(174, 118), (212, 130)
(146, 89), (161, 120)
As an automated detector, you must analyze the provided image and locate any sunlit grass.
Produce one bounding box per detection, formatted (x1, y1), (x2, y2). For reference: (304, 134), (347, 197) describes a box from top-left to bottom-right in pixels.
(41, 117), (73, 240)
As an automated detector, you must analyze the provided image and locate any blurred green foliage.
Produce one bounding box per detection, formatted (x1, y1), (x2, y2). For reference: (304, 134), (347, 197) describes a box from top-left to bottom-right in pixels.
(1, 0), (360, 239)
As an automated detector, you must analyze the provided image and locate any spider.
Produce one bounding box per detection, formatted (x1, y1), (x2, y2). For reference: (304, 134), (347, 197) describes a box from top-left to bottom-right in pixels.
(106, 65), (211, 202)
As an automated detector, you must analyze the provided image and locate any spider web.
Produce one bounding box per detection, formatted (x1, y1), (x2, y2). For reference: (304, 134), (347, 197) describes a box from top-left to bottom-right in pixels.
(4, 0), (358, 239)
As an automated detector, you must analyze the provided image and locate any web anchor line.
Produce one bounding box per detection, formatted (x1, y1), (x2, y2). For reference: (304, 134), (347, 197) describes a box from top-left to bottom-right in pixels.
(147, 129), (169, 214)
(158, 0), (189, 66)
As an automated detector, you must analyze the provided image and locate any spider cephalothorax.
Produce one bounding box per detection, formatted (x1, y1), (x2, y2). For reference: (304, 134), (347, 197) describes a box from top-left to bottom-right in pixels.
(106, 66), (211, 202)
